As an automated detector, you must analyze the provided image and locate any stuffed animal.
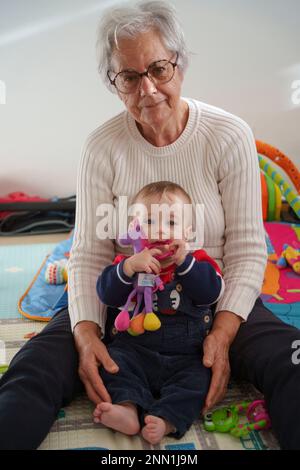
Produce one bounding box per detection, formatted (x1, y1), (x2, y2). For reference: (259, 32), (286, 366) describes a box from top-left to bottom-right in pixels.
(114, 218), (175, 336)
(277, 244), (300, 275)
(45, 259), (68, 284)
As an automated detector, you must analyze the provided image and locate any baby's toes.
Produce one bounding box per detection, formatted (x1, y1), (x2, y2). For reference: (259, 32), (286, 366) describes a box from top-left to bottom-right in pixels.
(146, 425), (157, 432)
(93, 405), (101, 416)
(144, 415), (157, 425)
(93, 404), (103, 422)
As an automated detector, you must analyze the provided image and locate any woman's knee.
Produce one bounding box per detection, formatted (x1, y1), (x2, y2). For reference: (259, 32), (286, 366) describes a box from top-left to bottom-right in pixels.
(230, 298), (300, 382)
(41, 307), (72, 334)
(3, 308), (80, 405)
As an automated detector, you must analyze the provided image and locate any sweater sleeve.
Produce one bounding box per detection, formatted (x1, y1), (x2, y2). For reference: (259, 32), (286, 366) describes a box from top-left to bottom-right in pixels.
(67, 133), (116, 335)
(96, 259), (135, 308)
(215, 119), (268, 320)
(175, 253), (225, 305)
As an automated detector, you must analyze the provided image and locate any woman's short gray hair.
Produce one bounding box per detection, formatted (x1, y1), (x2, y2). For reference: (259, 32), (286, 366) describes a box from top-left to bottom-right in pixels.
(96, 0), (189, 91)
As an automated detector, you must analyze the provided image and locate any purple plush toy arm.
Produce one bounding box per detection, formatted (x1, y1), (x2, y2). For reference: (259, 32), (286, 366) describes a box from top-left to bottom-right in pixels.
(154, 275), (164, 291)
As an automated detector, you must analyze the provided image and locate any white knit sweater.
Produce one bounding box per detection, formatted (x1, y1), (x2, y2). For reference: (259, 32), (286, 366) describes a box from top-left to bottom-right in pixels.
(68, 98), (267, 333)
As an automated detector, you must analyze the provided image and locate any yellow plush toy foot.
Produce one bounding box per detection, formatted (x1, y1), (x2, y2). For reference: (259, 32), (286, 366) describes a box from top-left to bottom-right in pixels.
(143, 312), (161, 331)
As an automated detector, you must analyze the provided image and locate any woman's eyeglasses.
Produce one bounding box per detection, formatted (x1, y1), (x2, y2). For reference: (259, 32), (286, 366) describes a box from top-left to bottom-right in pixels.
(107, 53), (178, 94)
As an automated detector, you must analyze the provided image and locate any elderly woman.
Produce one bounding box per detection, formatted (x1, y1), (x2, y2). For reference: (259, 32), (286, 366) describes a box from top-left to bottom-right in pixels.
(0, 0), (300, 450)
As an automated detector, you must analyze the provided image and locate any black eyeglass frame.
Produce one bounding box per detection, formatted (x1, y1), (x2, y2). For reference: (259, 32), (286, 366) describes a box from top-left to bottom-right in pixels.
(107, 52), (179, 94)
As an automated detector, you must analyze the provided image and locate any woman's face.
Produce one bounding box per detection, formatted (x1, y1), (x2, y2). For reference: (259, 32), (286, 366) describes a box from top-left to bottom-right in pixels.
(110, 30), (184, 132)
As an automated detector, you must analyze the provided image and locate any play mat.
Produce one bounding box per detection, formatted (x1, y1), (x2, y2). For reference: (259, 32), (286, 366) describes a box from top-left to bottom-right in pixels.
(0, 315), (279, 450)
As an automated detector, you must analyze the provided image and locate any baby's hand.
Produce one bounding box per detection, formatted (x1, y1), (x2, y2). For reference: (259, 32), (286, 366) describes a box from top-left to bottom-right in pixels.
(123, 247), (162, 277)
(169, 239), (191, 266)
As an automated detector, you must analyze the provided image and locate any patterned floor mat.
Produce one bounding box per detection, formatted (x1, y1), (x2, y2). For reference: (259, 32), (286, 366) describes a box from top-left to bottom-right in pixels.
(0, 317), (280, 450)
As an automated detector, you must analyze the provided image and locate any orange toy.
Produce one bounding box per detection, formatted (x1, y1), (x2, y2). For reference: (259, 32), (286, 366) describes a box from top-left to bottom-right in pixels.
(262, 258), (280, 297)
(256, 140), (300, 194)
(260, 172), (268, 221)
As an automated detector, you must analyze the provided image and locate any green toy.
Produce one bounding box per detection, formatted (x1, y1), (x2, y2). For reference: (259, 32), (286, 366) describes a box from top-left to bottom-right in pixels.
(204, 400), (271, 438)
(0, 364), (9, 375)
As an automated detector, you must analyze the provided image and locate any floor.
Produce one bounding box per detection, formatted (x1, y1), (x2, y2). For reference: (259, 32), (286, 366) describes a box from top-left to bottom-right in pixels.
(0, 233), (69, 246)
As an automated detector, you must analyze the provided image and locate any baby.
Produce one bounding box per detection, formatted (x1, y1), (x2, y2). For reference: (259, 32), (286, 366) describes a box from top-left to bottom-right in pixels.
(94, 181), (224, 444)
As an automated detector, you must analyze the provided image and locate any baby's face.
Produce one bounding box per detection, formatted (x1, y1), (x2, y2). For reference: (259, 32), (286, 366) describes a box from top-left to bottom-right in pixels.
(133, 193), (192, 244)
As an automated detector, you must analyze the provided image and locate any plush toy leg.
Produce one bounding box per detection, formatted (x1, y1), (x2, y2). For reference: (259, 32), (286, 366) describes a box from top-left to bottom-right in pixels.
(143, 287), (161, 331)
(128, 292), (145, 335)
(131, 291), (143, 320)
(129, 311), (146, 336)
(114, 289), (137, 331)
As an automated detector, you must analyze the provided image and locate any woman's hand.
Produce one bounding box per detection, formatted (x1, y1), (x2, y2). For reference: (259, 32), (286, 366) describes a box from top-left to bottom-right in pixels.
(123, 247), (162, 276)
(201, 310), (243, 414)
(74, 321), (119, 405)
(201, 326), (231, 414)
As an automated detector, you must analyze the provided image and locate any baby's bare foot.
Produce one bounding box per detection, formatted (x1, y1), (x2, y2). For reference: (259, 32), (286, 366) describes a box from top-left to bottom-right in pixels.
(141, 415), (175, 445)
(93, 402), (140, 435)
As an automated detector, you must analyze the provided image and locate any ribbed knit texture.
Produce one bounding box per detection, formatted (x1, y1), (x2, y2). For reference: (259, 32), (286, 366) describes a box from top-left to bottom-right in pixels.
(68, 98), (268, 333)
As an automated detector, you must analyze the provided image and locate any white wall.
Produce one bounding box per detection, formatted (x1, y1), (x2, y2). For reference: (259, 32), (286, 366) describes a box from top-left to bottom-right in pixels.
(0, 0), (299, 197)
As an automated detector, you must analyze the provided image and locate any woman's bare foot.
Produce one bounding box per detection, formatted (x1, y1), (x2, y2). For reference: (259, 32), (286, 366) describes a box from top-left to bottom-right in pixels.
(141, 415), (175, 444)
(93, 402), (140, 435)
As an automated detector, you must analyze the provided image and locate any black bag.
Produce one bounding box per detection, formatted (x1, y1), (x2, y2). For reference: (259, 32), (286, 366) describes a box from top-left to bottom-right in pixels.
(0, 195), (76, 236)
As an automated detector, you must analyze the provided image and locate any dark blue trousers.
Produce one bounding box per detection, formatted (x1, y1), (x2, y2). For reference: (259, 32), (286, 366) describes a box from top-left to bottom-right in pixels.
(100, 311), (213, 438)
(1, 297), (300, 449)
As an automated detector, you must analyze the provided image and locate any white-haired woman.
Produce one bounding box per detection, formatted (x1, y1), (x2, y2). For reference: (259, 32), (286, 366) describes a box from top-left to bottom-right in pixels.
(0, 1), (299, 450)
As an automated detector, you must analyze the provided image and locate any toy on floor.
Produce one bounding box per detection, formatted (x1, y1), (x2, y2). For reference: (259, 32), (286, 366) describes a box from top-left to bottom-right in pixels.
(256, 140), (300, 194)
(277, 244), (300, 274)
(45, 258), (68, 284)
(0, 364), (9, 375)
(258, 154), (300, 220)
(260, 171), (282, 221)
(114, 218), (175, 335)
(204, 400), (271, 438)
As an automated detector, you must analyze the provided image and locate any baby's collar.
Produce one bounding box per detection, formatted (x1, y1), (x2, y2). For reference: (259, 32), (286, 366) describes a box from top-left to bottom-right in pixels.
(159, 262), (177, 284)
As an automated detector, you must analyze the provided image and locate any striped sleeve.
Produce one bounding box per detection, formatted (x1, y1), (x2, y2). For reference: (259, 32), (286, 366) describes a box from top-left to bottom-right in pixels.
(67, 132), (115, 335)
